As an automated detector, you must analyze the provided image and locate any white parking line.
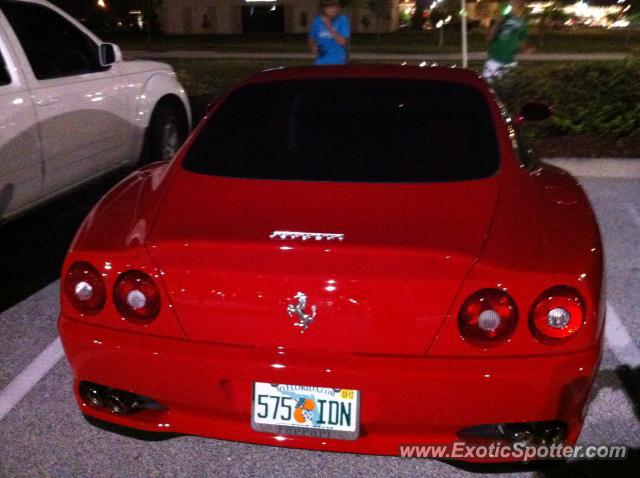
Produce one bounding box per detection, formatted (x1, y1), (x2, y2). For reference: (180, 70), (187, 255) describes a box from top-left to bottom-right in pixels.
(605, 303), (640, 368)
(0, 337), (64, 421)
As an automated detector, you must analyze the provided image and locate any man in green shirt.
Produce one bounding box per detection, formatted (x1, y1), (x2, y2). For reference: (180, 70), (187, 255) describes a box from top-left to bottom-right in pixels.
(482, 0), (529, 82)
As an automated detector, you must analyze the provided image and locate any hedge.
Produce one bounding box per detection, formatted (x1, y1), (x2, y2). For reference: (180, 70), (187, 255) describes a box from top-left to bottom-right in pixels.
(493, 57), (640, 137)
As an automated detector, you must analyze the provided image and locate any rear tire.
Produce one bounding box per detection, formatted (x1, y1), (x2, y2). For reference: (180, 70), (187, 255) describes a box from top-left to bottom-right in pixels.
(142, 101), (186, 166)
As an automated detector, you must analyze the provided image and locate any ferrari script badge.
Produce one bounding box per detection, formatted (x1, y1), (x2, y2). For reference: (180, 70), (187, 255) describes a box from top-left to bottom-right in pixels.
(270, 231), (344, 242)
(287, 292), (317, 333)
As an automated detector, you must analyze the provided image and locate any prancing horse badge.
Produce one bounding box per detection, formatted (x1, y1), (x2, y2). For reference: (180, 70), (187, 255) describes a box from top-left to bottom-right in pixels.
(287, 292), (317, 333)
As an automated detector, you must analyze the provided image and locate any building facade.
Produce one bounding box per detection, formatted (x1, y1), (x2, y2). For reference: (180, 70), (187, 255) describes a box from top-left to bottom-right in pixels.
(158, 0), (401, 35)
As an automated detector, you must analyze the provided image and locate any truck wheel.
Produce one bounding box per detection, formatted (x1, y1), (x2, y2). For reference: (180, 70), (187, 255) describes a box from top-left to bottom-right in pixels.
(144, 102), (186, 165)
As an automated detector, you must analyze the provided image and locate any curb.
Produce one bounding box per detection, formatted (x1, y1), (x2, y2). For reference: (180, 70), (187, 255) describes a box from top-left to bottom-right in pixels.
(543, 158), (640, 179)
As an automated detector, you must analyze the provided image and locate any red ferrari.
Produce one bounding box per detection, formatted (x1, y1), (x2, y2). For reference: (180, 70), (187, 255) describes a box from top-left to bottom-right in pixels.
(59, 66), (604, 461)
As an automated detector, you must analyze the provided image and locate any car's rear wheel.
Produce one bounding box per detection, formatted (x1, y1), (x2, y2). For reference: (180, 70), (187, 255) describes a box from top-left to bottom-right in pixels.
(142, 100), (187, 166)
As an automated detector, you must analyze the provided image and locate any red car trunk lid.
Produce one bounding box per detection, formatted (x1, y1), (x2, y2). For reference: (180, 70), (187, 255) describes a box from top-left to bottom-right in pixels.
(147, 172), (498, 356)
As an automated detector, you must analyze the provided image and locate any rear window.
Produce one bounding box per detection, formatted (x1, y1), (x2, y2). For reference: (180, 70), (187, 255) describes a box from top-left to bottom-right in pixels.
(183, 79), (500, 182)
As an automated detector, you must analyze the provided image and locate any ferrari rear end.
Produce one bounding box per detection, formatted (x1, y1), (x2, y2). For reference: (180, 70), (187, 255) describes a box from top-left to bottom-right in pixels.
(58, 66), (604, 461)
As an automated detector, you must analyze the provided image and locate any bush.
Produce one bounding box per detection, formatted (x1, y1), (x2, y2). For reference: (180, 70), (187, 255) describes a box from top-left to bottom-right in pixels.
(493, 57), (640, 137)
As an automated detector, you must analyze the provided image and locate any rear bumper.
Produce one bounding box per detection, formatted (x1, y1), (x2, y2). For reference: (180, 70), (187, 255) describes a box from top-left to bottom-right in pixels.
(59, 314), (601, 461)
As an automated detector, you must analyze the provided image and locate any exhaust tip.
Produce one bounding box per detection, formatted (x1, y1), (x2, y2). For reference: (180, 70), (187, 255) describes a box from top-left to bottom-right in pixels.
(78, 381), (162, 416)
(104, 393), (134, 415)
(79, 383), (104, 408)
(458, 420), (567, 447)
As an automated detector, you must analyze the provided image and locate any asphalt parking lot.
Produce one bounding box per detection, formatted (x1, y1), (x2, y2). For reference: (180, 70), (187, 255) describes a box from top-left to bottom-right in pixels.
(0, 172), (638, 477)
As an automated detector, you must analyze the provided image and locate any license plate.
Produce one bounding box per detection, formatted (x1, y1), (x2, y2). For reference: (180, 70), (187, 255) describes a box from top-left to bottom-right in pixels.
(251, 382), (360, 440)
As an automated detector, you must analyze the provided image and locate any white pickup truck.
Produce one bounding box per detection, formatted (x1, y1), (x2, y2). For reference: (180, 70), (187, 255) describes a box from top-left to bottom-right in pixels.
(0, 0), (191, 222)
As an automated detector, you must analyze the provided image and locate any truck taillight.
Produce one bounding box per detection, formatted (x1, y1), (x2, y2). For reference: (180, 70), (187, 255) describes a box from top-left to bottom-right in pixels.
(62, 262), (106, 315)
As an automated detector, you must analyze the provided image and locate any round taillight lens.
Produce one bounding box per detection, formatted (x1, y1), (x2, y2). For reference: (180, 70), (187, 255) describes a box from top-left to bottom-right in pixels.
(529, 286), (585, 341)
(113, 270), (161, 323)
(459, 289), (518, 344)
(62, 262), (106, 315)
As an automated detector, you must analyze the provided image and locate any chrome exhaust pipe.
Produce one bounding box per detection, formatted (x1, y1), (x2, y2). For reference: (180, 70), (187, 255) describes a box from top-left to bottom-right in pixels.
(459, 420), (567, 446)
(538, 424), (565, 446)
(104, 392), (135, 415)
(503, 428), (534, 447)
(80, 383), (104, 409)
(79, 381), (162, 415)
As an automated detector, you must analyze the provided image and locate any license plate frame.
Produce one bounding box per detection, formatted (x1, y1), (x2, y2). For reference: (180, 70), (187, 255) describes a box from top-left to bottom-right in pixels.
(251, 382), (361, 441)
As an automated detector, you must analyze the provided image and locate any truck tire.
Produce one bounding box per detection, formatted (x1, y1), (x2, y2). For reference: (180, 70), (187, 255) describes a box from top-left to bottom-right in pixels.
(143, 101), (187, 165)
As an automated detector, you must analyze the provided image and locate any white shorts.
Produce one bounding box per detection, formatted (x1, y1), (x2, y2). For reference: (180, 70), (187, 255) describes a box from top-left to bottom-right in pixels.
(482, 59), (517, 82)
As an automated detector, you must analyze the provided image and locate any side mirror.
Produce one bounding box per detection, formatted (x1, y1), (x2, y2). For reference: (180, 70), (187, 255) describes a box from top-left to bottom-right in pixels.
(99, 43), (121, 66)
(520, 102), (552, 122)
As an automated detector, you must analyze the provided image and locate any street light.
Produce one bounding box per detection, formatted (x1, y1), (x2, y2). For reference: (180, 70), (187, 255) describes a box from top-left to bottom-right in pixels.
(97, 0), (106, 9)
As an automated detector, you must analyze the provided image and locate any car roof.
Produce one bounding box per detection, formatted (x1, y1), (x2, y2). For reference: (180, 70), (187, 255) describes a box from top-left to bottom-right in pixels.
(242, 65), (488, 89)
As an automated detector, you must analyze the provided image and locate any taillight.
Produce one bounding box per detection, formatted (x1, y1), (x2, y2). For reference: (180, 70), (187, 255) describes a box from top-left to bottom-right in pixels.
(458, 289), (518, 344)
(62, 262), (106, 315)
(529, 286), (585, 341)
(113, 270), (161, 323)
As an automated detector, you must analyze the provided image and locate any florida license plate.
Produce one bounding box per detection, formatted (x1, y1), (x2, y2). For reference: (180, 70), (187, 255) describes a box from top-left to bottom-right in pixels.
(251, 382), (360, 440)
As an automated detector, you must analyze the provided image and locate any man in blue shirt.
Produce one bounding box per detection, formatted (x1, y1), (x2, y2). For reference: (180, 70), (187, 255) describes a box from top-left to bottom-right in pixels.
(308, 0), (350, 65)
